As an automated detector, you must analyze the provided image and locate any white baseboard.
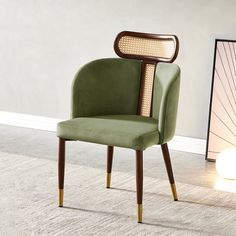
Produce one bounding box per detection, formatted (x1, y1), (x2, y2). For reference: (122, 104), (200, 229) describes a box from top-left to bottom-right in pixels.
(0, 111), (206, 155)
(169, 136), (206, 155)
(0, 111), (61, 132)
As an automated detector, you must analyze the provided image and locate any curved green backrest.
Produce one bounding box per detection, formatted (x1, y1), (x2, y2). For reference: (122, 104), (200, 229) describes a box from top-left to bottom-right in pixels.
(72, 58), (142, 118)
(152, 63), (180, 144)
(72, 58), (180, 145)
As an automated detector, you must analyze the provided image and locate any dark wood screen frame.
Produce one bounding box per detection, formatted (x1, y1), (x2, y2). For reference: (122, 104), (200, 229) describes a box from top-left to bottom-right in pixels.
(206, 38), (236, 161)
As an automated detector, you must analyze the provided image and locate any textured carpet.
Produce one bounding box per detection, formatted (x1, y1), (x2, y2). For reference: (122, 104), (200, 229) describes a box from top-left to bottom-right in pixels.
(0, 152), (236, 236)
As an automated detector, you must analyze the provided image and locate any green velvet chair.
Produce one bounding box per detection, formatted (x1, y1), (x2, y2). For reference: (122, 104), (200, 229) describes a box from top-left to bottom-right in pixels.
(57, 31), (180, 223)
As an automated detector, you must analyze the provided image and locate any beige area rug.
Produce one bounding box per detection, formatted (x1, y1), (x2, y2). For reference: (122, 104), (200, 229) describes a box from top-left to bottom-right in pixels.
(0, 152), (236, 236)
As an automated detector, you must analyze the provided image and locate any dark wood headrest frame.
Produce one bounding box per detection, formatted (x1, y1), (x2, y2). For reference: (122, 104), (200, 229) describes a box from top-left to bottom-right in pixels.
(114, 31), (179, 64)
(113, 31), (179, 117)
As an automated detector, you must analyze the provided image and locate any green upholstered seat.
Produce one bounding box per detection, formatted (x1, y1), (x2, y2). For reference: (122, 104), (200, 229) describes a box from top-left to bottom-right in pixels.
(57, 58), (180, 148)
(57, 115), (159, 150)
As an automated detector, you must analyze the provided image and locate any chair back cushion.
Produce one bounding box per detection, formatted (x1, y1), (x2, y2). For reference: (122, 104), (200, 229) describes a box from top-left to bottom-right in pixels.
(152, 63), (181, 143)
(72, 58), (141, 118)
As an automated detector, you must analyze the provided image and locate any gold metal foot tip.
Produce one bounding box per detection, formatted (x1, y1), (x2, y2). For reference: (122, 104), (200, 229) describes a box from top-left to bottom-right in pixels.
(59, 189), (64, 207)
(106, 173), (111, 188)
(171, 184), (178, 201)
(137, 204), (143, 223)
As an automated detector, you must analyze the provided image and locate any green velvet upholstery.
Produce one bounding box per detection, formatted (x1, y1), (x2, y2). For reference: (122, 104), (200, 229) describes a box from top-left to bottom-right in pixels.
(57, 58), (180, 150)
(57, 115), (159, 150)
(71, 58), (141, 118)
(152, 63), (181, 144)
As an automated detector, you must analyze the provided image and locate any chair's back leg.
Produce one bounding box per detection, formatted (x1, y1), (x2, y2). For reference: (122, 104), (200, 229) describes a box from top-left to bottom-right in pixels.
(106, 146), (114, 188)
(161, 143), (178, 201)
(58, 138), (66, 207)
(136, 150), (143, 223)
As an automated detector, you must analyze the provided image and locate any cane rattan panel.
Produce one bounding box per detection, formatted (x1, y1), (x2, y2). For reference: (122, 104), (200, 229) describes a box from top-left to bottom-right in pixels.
(118, 36), (175, 60)
(140, 64), (155, 116)
(114, 31), (179, 63)
(114, 31), (179, 118)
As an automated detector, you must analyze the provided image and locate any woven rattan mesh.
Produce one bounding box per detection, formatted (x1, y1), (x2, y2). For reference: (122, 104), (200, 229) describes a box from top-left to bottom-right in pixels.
(140, 64), (155, 116)
(118, 36), (175, 59)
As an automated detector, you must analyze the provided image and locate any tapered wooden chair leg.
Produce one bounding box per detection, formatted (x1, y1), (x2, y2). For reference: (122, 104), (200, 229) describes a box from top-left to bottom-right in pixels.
(161, 143), (178, 201)
(106, 146), (114, 188)
(136, 150), (143, 223)
(58, 138), (66, 207)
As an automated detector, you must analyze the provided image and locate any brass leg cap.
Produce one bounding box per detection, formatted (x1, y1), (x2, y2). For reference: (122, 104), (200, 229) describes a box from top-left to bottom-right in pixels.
(59, 189), (64, 207)
(171, 184), (178, 201)
(137, 204), (143, 223)
(106, 173), (111, 188)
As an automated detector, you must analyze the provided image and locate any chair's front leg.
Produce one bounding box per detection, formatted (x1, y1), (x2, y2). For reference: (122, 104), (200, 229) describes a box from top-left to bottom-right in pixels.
(106, 146), (114, 188)
(58, 138), (66, 207)
(161, 143), (178, 201)
(136, 150), (143, 223)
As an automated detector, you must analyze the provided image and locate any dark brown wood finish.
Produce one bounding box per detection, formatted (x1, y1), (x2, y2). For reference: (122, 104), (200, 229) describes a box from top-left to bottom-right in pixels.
(107, 146), (114, 174)
(114, 31), (179, 63)
(161, 143), (175, 184)
(58, 138), (65, 190)
(106, 146), (114, 188)
(136, 150), (143, 204)
(161, 143), (178, 201)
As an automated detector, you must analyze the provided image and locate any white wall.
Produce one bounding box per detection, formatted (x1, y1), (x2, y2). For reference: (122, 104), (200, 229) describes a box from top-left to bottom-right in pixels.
(0, 0), (236, 139)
